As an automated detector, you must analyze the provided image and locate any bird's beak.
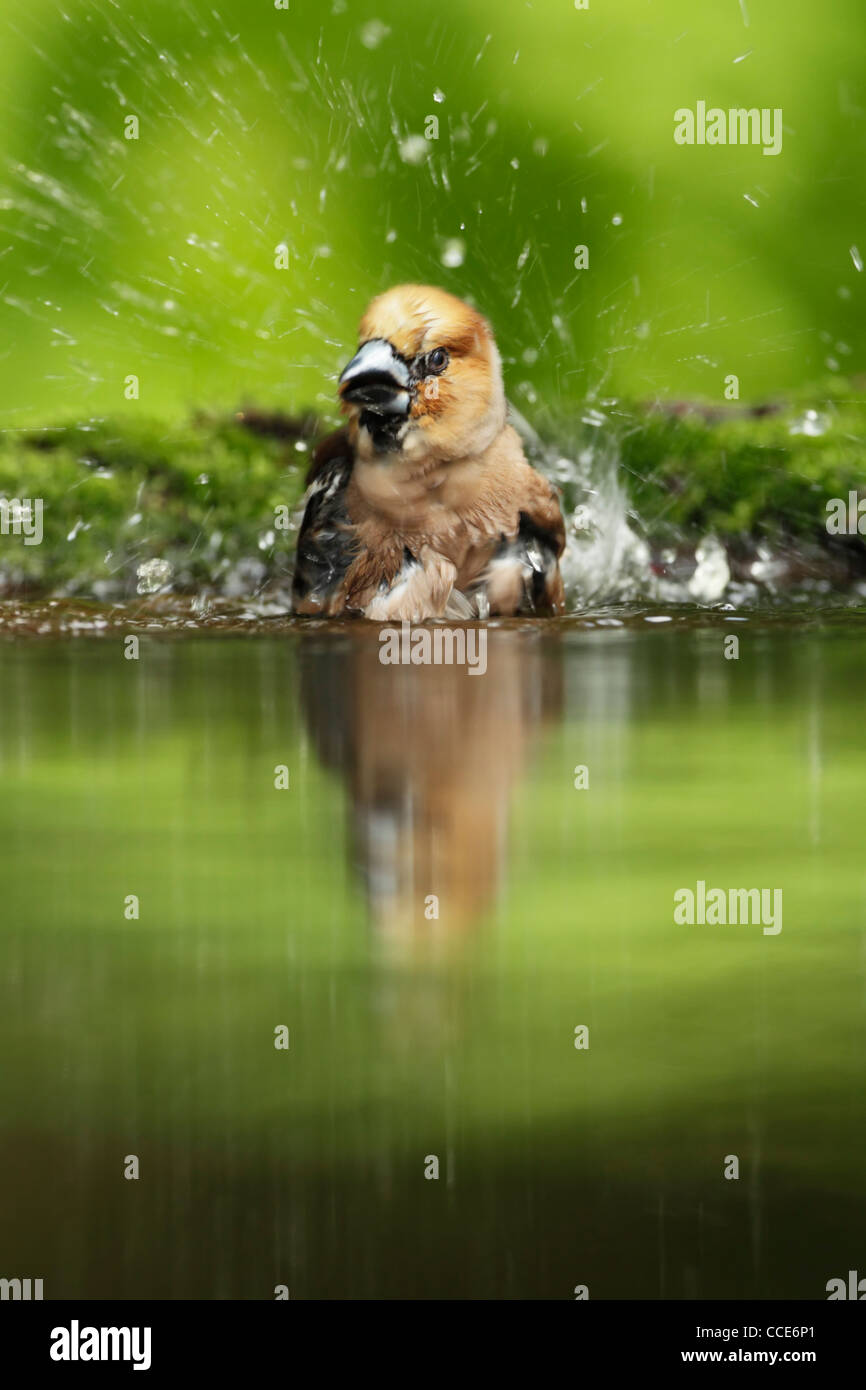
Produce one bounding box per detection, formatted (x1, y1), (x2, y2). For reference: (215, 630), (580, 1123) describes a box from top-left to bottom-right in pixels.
(338, 339), (411, 416)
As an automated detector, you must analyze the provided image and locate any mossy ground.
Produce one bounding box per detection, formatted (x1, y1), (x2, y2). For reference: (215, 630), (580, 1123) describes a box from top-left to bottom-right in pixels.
(614, 379), (866, 543)
(0, 411), (314, 597)
(1, 383), (864, 597)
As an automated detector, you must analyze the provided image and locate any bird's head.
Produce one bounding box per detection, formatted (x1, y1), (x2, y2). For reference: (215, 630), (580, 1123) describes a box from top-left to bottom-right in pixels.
(337, 284), (507, 464)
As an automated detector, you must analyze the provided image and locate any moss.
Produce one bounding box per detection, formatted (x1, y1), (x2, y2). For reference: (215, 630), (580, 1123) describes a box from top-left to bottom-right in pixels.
(614, 379), (866, 542)
(0, 413), (313, 596)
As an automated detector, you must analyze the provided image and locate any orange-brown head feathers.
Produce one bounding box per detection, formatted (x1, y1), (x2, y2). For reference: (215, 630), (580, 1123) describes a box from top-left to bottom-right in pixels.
(337, 284), (506, 464)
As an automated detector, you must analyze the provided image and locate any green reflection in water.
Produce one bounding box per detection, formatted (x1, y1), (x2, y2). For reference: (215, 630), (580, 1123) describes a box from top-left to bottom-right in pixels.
(0, 616), (864, 1298)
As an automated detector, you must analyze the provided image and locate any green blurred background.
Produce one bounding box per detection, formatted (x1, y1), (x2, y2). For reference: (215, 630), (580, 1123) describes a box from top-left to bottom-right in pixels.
(1, 0), (864, 429)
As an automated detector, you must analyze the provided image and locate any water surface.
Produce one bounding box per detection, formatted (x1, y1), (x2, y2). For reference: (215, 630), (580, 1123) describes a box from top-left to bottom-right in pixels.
(1, 604), (864, 1298)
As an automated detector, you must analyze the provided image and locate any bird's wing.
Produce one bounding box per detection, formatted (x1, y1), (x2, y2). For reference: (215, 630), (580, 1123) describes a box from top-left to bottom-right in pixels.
(291, 429), (361, 615)
(469, 468), (566, 616)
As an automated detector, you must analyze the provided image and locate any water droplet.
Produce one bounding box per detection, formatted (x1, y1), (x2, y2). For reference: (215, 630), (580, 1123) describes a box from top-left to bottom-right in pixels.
(750, 550), (787, 585)
(398, 134), (428, 165)
(433, 89), (445, 104)
(360, 19), (390, 49)
(850, 245), (863, 272)
(788, 408), (829, 437)
(440, 237), (465, 268)
(136, 558), (173, 594)
(688, 535), (730, 603)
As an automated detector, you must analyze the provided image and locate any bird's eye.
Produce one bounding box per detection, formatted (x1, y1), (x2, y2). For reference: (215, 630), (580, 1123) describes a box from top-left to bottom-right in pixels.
(425, 347), (449, 375)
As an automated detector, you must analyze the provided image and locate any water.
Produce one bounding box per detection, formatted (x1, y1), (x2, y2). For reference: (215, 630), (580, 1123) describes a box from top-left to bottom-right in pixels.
(1, 605), (864, 1299)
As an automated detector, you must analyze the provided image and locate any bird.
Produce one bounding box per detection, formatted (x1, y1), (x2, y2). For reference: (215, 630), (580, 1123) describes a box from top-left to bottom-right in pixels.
(298, 624), (563, 936)
(291, 284), (566, 621)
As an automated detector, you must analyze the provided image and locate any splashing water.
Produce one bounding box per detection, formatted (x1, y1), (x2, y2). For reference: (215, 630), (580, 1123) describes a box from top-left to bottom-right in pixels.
(511, 403), (653, 604)
(789, 408), (829, 438)
(0, 4), (859, 614)
(136, 558), (173, 594)
(688, 536), (731, 604)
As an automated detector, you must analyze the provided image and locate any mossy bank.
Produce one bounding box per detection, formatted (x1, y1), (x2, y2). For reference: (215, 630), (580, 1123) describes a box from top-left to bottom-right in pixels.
(1, 383), (864, 599)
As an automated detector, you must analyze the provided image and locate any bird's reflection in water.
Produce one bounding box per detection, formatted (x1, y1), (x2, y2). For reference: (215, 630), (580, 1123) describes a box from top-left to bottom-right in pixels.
(299, 625), (562, 938)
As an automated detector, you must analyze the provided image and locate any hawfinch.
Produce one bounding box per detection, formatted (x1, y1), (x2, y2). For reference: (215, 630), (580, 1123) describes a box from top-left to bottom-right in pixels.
(299, 629), (563, 935)
(292, 284), (565, 620)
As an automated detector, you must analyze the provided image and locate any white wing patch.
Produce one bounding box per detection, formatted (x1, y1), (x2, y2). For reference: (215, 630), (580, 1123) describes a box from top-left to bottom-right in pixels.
(364, 546), (458, 622)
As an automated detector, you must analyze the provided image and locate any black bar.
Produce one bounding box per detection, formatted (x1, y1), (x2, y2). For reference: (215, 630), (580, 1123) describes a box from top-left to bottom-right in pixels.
(2, 1299), (861, 1374)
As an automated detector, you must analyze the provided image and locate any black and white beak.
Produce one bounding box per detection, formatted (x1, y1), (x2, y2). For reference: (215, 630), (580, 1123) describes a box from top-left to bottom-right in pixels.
(338, 339), (411, 416)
